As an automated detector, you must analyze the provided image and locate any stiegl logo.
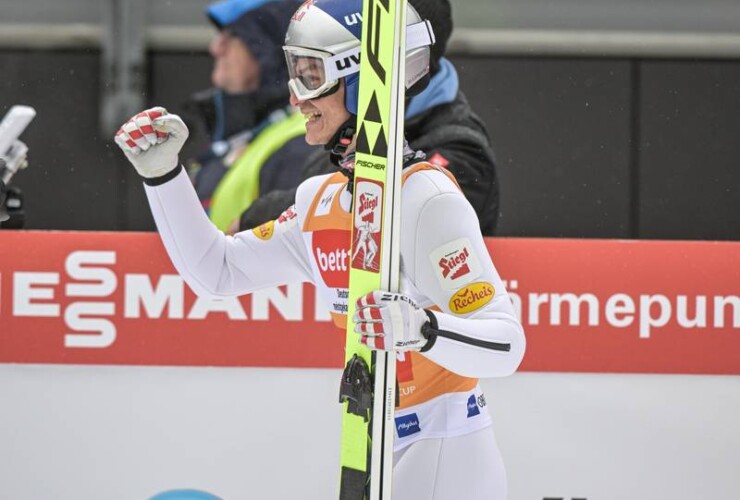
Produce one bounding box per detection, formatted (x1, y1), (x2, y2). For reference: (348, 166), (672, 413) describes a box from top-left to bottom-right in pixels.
(358, 192), (378, 223)
(429, 238), (482, 290)
(439, 247), (471, 280)
(352, 179), (383, 273)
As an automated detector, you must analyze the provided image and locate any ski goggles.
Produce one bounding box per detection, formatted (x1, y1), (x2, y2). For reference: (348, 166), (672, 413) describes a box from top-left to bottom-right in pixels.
(283, 20), (435, 102)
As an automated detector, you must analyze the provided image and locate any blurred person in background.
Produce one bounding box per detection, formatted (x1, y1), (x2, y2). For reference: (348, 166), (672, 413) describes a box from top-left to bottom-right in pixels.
(184, 0), (319, 231)
(236, 0), (501, 236)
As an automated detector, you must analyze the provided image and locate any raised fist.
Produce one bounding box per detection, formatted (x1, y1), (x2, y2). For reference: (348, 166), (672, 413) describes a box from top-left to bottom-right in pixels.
(114, 107), (189, 179)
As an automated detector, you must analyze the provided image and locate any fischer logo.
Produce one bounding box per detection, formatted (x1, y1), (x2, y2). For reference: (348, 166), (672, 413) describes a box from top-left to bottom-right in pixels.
(312, 229), (350, 288)
(355, 159), (385, 171)
(449, 282), (495, 314)
(430, 238), (482, 290)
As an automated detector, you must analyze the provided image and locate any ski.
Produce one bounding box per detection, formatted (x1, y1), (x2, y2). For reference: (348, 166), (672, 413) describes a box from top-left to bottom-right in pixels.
(339, 0), (408, 499)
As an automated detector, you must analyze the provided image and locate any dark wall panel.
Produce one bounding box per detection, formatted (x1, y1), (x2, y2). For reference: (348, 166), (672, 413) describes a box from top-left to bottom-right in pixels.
(638, 60), (740, 240)
(453, 56), (633, 238)
(1, 49), (738, 240)
(121, 51), (213, 231)
(0, 49), (124, 230)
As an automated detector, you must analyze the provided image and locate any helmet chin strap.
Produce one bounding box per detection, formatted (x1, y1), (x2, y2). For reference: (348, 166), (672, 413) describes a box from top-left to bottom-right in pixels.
(324, 116), (358, 193)
(326, 116), (356, 158)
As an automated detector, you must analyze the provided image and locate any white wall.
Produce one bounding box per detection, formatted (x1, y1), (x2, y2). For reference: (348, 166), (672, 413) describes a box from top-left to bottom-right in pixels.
(0, 365), (738, 500)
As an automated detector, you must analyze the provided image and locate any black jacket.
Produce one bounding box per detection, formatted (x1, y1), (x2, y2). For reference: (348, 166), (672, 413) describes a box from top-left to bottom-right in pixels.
(239, 90), (500, 235)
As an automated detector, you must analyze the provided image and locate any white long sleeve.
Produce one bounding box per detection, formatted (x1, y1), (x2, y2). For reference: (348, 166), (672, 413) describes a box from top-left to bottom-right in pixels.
(144, 168), (313, 299)
(400, 169), (526, 378)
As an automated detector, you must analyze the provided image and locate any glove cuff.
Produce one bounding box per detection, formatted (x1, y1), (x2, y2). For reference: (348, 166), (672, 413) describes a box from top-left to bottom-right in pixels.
(142, 164), (184, 186)
(419, 309), (438, 353)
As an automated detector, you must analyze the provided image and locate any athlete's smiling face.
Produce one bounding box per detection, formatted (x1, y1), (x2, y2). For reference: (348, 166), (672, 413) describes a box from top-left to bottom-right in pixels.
(290, 78), (351, 148)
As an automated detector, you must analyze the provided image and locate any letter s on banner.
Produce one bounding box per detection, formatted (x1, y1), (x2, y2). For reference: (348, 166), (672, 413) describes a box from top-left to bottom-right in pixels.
(65, 251), (116, 297)
(65, 302), (116, 348)
(64, 251), (118, 348)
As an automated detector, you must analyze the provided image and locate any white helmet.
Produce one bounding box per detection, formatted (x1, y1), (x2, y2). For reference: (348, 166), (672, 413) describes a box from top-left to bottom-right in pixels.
(283, 0), (435, 115)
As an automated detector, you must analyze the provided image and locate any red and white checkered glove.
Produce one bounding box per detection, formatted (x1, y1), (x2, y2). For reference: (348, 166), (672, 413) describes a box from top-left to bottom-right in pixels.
(113, 107), (189, 179)
(353, 291), (431, 352)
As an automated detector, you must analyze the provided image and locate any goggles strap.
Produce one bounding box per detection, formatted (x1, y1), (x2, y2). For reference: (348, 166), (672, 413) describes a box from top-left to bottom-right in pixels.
(325, 46), (361, 81)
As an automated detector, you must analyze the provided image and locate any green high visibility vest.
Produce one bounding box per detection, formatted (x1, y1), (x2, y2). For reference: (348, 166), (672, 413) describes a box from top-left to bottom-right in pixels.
(209, 111), (306, 231)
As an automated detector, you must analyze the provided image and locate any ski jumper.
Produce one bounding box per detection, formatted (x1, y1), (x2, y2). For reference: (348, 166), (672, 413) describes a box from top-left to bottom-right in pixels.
(144, 160), (524, 499)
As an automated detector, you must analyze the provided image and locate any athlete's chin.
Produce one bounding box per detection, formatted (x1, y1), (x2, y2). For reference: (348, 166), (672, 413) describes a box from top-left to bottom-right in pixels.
(304, 133), (322, 146)
(304, 130), (329, 146)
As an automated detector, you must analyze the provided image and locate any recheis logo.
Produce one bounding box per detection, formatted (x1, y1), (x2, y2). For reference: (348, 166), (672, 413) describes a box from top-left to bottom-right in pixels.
(395, 413), (421, 438)
(312, 229), (351, 288)
(351, 178), (383, 273)
(467, 394), (480, 418)
(449, 282), (495, 314)
(429, 238), (482, 290)
(252, 220), (274, 240)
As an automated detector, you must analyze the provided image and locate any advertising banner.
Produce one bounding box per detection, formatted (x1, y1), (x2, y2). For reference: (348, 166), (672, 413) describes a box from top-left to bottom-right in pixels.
(0, 231), (738, 374)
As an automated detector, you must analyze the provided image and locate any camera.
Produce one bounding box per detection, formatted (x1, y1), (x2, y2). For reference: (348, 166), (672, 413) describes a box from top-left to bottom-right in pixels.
(0, 105), (35, 228)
